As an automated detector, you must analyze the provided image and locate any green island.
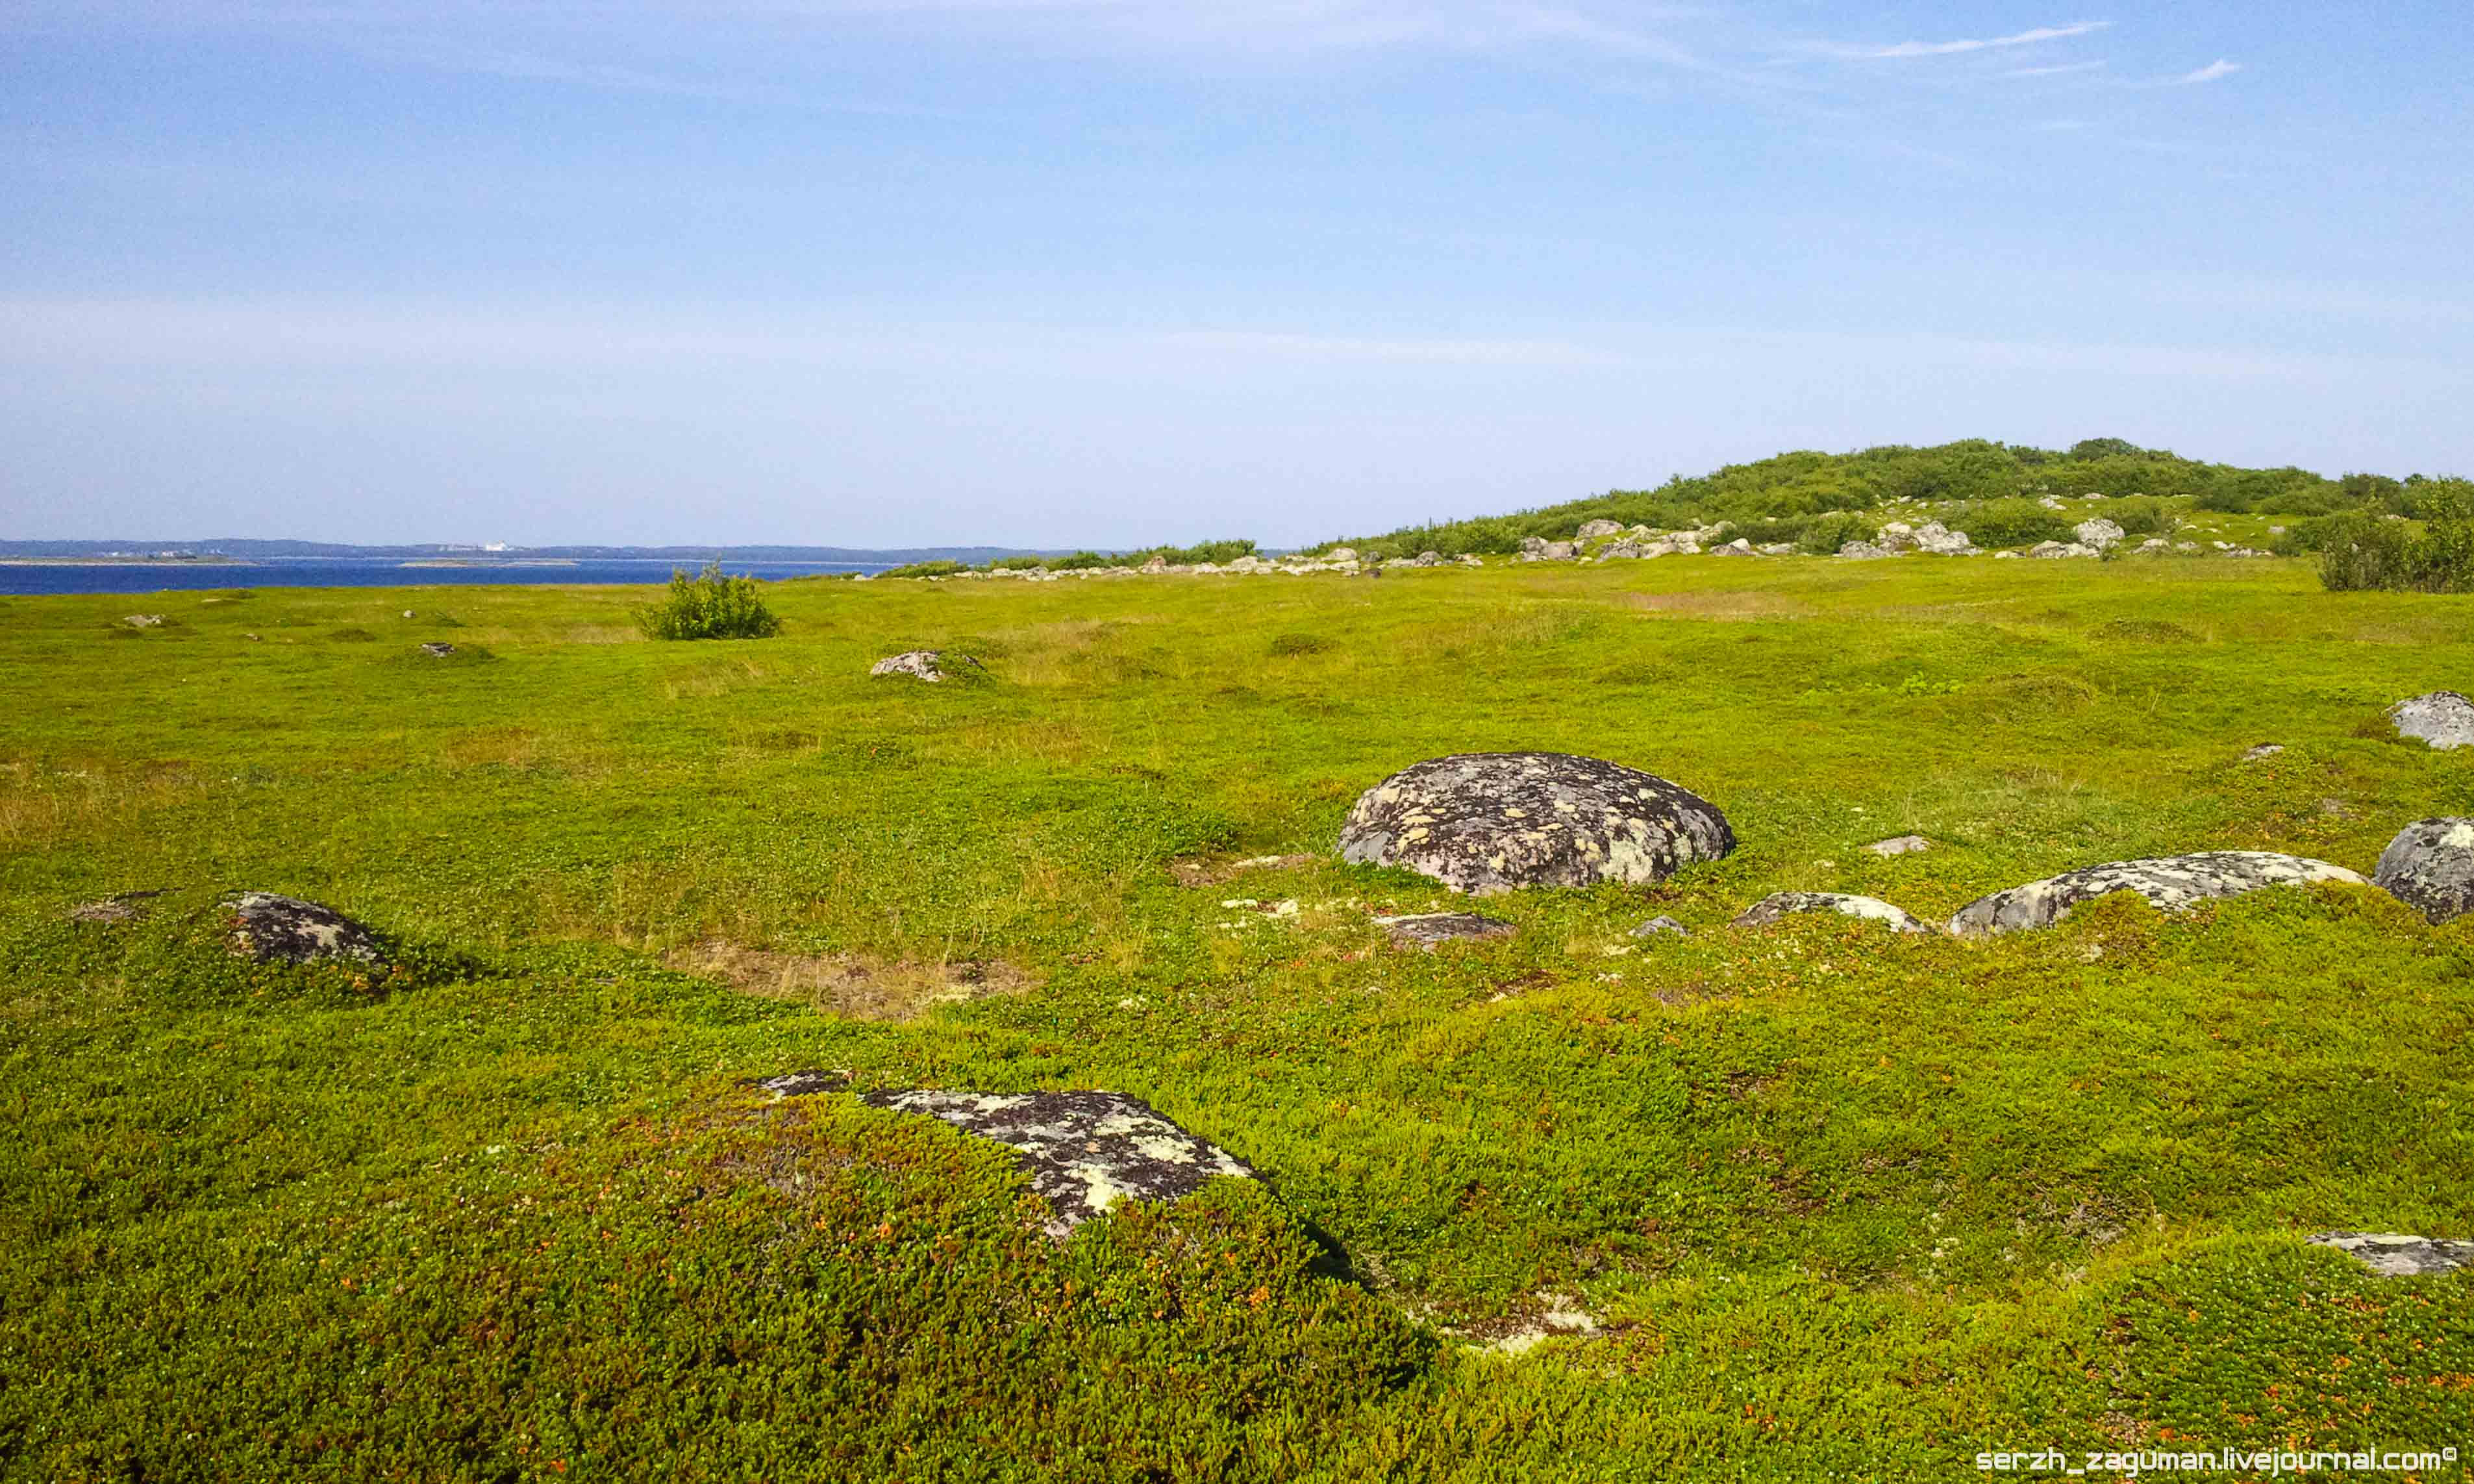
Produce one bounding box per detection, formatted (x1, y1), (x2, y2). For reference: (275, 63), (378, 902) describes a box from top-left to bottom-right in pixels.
(6, 440), (2473, 1481)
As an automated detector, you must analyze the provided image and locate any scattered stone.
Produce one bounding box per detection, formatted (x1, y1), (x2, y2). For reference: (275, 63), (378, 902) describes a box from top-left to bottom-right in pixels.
(244, 632), (262, 641)
(1338, 752), (1735, 895)
(2174, 541), (2199, 552)
(1863, 835), (1931, 857)
(1325, 547), (1358, 563)
(221, 891), (387, 965)
(419, 641), (456, 658)
(1376, 911), (1516, 946)
(1575, 519), (1623, 539)
(2037, 495), (2067, 511)
(1993, 550), (2021, 560)
(1733, 891), (1932, 934)
(121, 614), (164, 628)
(2073, 517), (2126, 550)
(870, 650), (979, 684)
(1709, 538), (1755, 556)
(1947, 852), (2367, 937)
(2308, 1231), (2474, 1278)
(860, 1089), (1257, 1237)
(2242, 743), (2284, 761)
(1629, 915), (1688, 937)
(68, 890), (162, 925)
(1914, 522), (1976, 555)
(2138, 538), (2169, 552)
(2373, 818), (2474, 924)
(2029, 541), (2098, 559)
(1837, 540), (1895, 560)
(758, 1069), (850, 1099)
(401, 610), (416, 619)
(1758, 542), (1796, 556)
(2388, 691), (2474, 750)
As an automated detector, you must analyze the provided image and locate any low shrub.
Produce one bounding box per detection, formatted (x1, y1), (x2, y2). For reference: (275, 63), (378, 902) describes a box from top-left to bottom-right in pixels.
(1795, 512), (1873, 555)
(2106, 498), (2176, 538)
(2317, 501), (2474, 594)
(1957, 500), (2073, 549)
(879, 560), (964, 580)
(985, 556), (1044, 572)
(1045, 552), (1116, 571)
(633, 562), (782, 640)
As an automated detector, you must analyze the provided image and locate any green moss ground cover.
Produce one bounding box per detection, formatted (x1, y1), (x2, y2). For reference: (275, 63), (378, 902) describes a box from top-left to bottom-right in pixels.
(4, 558), (2472, 1480)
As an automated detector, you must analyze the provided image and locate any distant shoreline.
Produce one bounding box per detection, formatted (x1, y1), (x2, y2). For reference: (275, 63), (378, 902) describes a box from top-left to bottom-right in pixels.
(0, 556), (253, 567)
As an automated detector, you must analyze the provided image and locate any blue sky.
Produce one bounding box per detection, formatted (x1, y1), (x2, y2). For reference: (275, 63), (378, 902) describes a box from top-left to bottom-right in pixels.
(3, 2), (2468, 547)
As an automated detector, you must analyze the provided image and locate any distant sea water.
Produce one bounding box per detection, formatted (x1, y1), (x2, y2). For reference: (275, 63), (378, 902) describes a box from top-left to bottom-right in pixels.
(0, 558), (890, 597)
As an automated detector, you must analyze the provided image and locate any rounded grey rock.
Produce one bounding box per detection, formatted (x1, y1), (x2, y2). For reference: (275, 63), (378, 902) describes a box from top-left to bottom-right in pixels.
(222, 892), (386, 965)
(2388, 691), (2474, 750)
(1733, 891), (1930, 934)
(2373, 817), (2474, 924)
(1863, 835), (1930, 857)
(870, 650), (978, 684)
(1629, 915), (1688, 937)
(1948, 851), (2366, 937)
(1338, 752), (1734, 896)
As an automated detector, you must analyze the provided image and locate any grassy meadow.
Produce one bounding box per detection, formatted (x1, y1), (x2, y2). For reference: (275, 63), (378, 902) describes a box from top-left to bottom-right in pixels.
(5, 552), (2473, 1481)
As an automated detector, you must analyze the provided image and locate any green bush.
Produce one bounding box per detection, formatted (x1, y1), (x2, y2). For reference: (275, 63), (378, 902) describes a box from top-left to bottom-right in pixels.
(2106, 498), (2176, 538)
(1955, 500), (2072, 549)
(2317, 488), (2474, 593)
(632, 562), (782, 640)
(1795, 512), (1874, 555)
(986, 556), (1044, 572)
(880, 560), (964, 580)
(1045, 552), (1116, 571)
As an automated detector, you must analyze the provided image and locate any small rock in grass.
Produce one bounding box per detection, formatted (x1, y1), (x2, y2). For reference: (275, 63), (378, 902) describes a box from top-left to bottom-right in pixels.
(68, 890), (162, 925)
(860, 1089), (1257, 1238)
(1733, 891), (1931, 934)
(870, 650), (979, 684)
(121, 614), (164, 628)
(2073, 517), (2125, 550)
(757, 1069), (850, 1099)
(1377, 912), (1516, 946)
(1863, 835), (1930, 857)
(419, 641), (456, 657)
(1947, 852), (2366, 937)
(2242, 743), (2284, 761)
(2309, 1231), (2474, 1278)
(221, 891), (387, 965)
(2388, 691), (2474, 750)
(1628, 915), (1688, 937)
(2373, 817), (2474, 924)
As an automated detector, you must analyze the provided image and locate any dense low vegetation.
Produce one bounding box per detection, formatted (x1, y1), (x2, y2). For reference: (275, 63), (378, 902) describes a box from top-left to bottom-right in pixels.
(6, 554), (2473, 1479)
(1308, 439), (2471, 562)
(633, 561), (782, 640)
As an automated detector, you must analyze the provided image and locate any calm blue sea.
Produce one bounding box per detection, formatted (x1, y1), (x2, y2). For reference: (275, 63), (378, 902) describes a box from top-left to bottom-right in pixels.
(0, 558), (888, 597)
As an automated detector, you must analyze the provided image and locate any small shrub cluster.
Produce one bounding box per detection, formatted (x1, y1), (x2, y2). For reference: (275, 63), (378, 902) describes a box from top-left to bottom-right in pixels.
(2318, 507), (2474, 594)
(1951, 500), (2073, 550)
(879, 560), (964, 580)
(634, 562), (781, 641)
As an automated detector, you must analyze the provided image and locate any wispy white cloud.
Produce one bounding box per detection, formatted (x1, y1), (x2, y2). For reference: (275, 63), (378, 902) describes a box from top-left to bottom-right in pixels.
(1817, 19), (2108, 61)
(2172, 58), (2240, 84)
(2005, 59), (2106, 77)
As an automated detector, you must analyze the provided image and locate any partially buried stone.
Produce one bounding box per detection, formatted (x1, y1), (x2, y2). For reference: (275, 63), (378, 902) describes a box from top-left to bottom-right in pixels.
(1375, 911), (1516, 946)
(1862, 835), (1930, 857)
(419, 642), (456, 657)
(1628, 915), (1688, 937)
(68, 890), (162, 925)
(221, 891), (387, 965)
(1732, 891), (1931, 934)
(1947, 852), (2365, 937)
(860, 1089), (1258, 1237)
(2308, 1231), (2474, 1278)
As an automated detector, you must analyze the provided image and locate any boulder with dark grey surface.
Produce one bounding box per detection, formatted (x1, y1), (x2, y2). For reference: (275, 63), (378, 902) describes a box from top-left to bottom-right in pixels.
(1338, 752), (1734, 896)
(2373, 818), (2474, 924)
(222, 892), (386, 965)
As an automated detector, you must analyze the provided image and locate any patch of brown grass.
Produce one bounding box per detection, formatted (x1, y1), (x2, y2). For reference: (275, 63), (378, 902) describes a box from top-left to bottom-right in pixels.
(666, 939), (1036, 1021)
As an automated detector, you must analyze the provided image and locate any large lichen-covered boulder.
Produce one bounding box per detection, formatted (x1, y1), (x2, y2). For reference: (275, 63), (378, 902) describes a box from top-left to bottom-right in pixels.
(1947, 852), (2366, 937)
(221, 892), (386, 965)
(1337, 752), (1734, 896)
(2388, 691), (2474, 750)
(860, 1090), (1256, 1237)
(2374, 818), (2474, 924)
(1733, 891), (1930, 934)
